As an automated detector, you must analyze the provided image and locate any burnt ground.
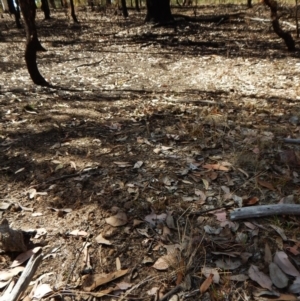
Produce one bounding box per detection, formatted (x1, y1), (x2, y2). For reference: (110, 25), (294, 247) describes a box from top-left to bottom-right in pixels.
(1, 3), (300, 301)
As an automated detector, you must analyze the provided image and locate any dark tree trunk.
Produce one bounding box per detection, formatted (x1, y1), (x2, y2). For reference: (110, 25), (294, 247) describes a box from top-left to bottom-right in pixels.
(41, 0), (51, 19)
(18, 0), (48, 86)
(264, 0), (295, 51)
(145, 0), (173, 24)
(247, 0), (252, 8)
(7, 0), (22, 28)
(49, 0), (56, 9)
(69, 0), (79, 23)
(135, 0), (140, 12)
(106, 0), (111, 5)
(87, 0), (94, 11)
(121, 0), (128, 17)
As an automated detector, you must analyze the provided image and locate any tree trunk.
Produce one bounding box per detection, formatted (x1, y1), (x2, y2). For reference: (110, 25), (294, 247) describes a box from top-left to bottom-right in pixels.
(7, 0), (22, 28)
(135, 0), (140, 12)
(247, 0), (252, 8)
(145, 0), (173, 23)
(264, 0), (295, 51)
(106, 0), (111, 5)
(41, 0), (51, 19)
(121, 0), (128, 17)
(18, 0), (48, 86)
(49, 0), (56, 9)
(69, 0), (79, 23)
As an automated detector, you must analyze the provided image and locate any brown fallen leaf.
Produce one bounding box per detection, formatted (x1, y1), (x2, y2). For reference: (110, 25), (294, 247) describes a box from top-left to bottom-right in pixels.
(257, 180), (275, 191)
(264, 242), (272, 265)
(176, 259), (185, 285)
(105, 212), (128, 227)
(95, 233), (112, 245)
(152, 251), (179, 271)
(83, 269), (128, 292)
(243, 196), (259, 206)
(200, 274), (214, 294)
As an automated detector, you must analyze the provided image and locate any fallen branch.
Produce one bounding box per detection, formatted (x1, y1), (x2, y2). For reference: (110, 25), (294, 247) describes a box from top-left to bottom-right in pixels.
(230, 204), (300, 220)
(245, 16), (296, 28)
(173, 12), (244, 23)
(2, 249), (43, 301)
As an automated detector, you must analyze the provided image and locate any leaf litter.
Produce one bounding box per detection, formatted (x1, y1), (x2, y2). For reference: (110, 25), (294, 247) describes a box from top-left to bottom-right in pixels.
(1, 3), (300, 301)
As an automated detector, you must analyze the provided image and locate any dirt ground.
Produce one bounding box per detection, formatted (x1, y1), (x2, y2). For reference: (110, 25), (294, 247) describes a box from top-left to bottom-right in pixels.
(1, 3), (300, 301)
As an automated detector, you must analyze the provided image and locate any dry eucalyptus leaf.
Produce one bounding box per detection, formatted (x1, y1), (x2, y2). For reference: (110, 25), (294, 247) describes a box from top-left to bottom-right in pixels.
(0, 203), (11, 210)
(32, 283), (53, 299)
(82, 269), (128, 292)
(264, 242), (272, 264)
(106, 212), (128, 227)
(229, 274), (249, 282)
(28, 188), (36, 200)
(133, 161), (143, 169)
(144, 212), (166, 226)
(69, 230), (89, 237)
(116, 257), (121, 270)
(116, 282), (132, 290)
(152, 252), (178, 271)
(95, 233), (112, 245)
(215, 259), (241, 270)
(0, 267), (24, 281)
(11, 247), (42, 268)
(270, 224), (287, 241)
(274, 251), (300, 277)
(166, 211), (176, 229)
(201, 267), (220, 283)
(200, 274), (213, 294)
(248, 265), (272, 291)
(269, 262), (289, 288)
(133, 219), (144, 227)
(289, 276), (300, 294)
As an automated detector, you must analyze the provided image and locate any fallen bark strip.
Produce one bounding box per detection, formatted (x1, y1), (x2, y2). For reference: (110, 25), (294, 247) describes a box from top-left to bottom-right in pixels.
(3, 249), (43, 301)
(230, 204), (300, 220)
(283, 138), (300, 144)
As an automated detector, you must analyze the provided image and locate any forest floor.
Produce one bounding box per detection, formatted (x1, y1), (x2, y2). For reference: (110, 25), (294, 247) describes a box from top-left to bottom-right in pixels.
(1, 3), (300, 301)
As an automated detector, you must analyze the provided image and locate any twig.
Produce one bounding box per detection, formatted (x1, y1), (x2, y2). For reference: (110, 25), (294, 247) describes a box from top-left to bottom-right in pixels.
(30, 166), (102, 188)
(230, 204), (300, 221)
(159, 285), (182, 301)
(76, 59), (104, 68)
(2, 250), (43, 301)
(64, 239), (89, 289)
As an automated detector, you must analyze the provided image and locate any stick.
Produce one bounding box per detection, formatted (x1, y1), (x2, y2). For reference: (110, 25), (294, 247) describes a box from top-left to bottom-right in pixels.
(230, 204), (300, 221)
(283, 138), (300, 144)
(2, 250), (43, 301)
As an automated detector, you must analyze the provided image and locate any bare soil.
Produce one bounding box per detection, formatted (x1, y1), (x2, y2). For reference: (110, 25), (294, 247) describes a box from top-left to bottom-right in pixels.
(1, 4), (300, 300)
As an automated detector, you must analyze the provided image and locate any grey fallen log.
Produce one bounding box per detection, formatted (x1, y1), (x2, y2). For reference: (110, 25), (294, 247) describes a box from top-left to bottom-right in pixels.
(230, 204), (300, 221)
